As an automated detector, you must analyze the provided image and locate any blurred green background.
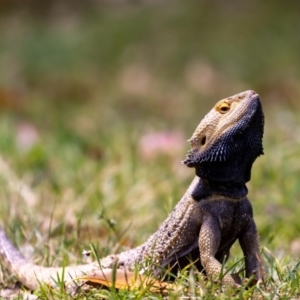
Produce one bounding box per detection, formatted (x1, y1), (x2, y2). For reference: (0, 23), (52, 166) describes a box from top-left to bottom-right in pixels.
(0, 0), (300, 263)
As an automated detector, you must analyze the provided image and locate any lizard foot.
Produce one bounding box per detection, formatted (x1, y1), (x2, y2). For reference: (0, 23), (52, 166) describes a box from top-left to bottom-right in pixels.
(230, 273), (242, 286)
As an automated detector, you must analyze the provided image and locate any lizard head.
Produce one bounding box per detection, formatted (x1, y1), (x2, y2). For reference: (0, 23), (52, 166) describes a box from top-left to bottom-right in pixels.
(183, 90), (264, 184)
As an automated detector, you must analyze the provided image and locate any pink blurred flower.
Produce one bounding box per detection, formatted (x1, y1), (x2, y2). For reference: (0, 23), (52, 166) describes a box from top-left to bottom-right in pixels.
(139, 131), (185, 160)
(16, 122), (39, 151)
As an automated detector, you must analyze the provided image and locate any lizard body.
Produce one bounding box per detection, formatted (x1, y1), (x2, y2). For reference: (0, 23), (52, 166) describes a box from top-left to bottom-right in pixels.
(0, 90), (265, 291)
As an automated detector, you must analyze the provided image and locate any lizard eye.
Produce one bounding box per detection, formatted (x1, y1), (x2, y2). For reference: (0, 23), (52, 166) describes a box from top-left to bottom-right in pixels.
(216, 102), (230, 114)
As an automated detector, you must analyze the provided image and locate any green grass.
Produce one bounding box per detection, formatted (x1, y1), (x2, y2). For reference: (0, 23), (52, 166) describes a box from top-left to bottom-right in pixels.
(1, 0), (300, 298)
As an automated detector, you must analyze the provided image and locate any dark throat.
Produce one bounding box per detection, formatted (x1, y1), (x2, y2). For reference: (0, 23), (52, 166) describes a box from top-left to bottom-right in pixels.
(191, 178), (248, 201)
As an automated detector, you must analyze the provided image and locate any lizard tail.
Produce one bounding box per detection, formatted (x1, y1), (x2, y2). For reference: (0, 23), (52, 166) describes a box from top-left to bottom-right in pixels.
(0, 225), (95, 290)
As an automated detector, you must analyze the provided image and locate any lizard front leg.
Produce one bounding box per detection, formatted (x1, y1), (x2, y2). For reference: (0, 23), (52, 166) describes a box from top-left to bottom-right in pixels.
(199, 216), (238, 287)
(239, 218), (265, 284)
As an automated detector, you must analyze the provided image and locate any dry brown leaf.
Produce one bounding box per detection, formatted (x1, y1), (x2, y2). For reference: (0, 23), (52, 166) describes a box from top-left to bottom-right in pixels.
(71, 268), (173, 293)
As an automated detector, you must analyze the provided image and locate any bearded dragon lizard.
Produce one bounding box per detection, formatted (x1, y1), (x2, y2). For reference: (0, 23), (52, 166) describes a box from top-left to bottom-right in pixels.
(0, 90), (265, 291)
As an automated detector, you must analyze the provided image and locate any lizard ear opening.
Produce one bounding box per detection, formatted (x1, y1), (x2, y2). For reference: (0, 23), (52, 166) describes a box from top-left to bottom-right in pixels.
(201, 136), (206, 146)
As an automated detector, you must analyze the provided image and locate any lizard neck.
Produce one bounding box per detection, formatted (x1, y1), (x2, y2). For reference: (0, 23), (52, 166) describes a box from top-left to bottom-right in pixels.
(191, 178), (248, 201)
